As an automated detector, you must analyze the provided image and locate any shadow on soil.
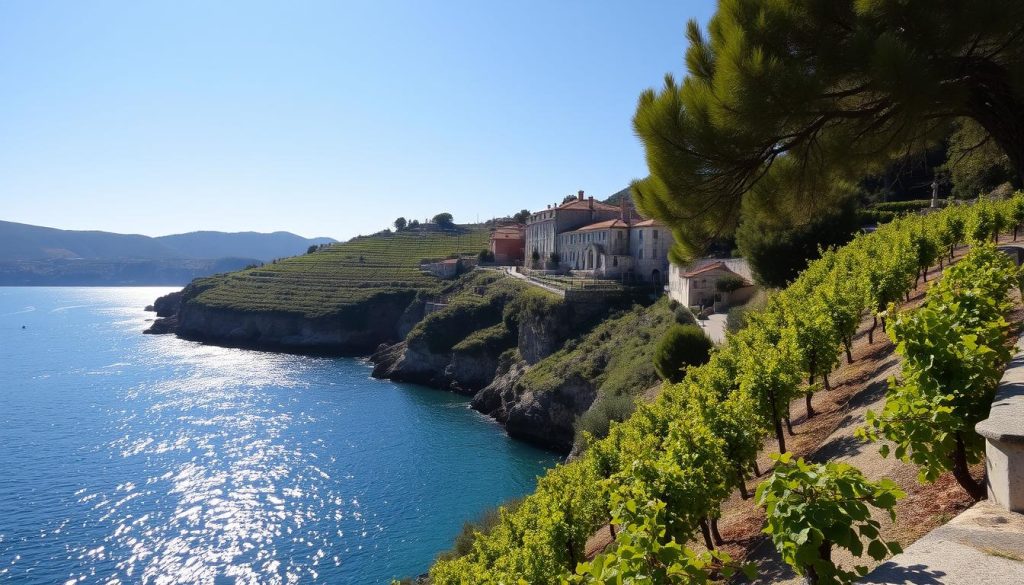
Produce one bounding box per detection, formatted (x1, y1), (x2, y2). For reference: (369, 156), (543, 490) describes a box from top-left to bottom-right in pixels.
(808, 435), (867, 463)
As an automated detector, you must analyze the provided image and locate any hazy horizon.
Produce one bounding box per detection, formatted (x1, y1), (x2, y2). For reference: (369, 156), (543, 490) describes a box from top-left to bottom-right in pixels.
(0, 216), (337, 241)
(0, 0), (715, 240)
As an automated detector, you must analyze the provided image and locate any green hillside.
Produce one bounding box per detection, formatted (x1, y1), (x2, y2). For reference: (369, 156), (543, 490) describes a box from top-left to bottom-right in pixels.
(186, 226), (490, 317)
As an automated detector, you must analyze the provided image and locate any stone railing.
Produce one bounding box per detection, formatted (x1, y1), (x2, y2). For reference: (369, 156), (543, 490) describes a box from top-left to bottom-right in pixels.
(976, 333), (1024, 513)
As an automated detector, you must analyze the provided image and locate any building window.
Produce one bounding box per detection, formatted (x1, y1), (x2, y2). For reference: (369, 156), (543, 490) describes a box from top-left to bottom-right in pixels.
(613, 257), (618, 267)
(639, 230), (643, 241)
(639, 249), (644, 259)
(653, 230), (659, 240)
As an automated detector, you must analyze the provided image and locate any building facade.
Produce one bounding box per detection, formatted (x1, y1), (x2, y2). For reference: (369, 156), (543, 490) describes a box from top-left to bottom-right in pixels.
(489, 224), (525, 264)
(668, 258), (756, 308)
(524, 191), (673, 284)
(525, 191), (621, 261)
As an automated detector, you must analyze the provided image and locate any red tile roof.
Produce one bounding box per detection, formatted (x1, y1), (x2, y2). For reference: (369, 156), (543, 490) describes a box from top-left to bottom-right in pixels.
(557, 199), (620, 212)
(680, 261), (751, 285)
(631, 218), (662, 227)
(491, 225), (525, 239)
(574, 219), (631, 231)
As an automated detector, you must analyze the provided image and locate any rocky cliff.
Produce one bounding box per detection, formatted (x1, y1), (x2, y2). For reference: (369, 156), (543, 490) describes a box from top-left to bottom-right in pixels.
(145, 284), (416, 354)
(370, 273), (526, 393)
(371, 339), (502, 395)
(470, 357), (598, 453)
(143, 268), (663, 455)
(472, 298), (676, 453)
(466, 300), (597, 452)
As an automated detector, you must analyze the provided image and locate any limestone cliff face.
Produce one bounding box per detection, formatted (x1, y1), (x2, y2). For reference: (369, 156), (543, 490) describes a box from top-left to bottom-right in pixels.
(517, 308), (573, 365)
(371, 339), (501, 395)
(503, 374), (596, 452)
(143, 290), (183, 334)
(175, 297), (411, 354)
(470, 358), (597, 453)
(147, 290), (182, 317)
(468, 309), (597, 453)
(149, 282), (417, 354)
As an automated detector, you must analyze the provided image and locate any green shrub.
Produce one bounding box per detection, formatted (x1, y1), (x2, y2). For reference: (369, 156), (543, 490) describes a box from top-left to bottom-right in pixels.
(869, 199), (938, 213)
(436, 497), (525, 562)
(653, 324), (713, 383)
(575, 393), (637, 442)
(673, 305), (696, 325)
(451, 323), (516, 354)
(757, 454), (904, 584)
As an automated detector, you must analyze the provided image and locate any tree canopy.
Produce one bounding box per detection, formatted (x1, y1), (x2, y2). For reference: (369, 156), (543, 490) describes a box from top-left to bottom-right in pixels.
(653, 324), (713, 383)
(432, 212), (455, 228)
(736, 198), (859, 287)
(631, 0), (1024, 259)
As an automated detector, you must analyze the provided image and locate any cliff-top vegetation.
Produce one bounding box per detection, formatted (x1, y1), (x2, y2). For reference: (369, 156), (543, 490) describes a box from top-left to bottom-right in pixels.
(183, 225), (489, 318)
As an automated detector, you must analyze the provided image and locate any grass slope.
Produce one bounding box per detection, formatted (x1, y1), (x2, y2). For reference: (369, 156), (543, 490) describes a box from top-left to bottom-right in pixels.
(520, 297), (675, 398)
(406, 271), (534, 355)
(186, 226), (489, 317)
(516, 297), (682, 445)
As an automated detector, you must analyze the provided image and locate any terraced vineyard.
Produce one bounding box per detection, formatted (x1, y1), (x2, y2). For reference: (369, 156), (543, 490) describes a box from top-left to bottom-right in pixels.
(186, 227), (489, 317)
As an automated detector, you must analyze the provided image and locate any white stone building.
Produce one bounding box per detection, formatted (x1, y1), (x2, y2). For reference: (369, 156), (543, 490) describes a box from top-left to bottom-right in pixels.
(668, 258), (756, 308)
(524, 191), (674, 284)
(525, 191), (621, 261)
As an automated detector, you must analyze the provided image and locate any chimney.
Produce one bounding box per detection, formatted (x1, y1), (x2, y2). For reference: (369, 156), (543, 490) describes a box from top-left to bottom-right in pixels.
(577, 190), (585, 201)
(620, 193), (627, 221)
(588, 196), (594, 209)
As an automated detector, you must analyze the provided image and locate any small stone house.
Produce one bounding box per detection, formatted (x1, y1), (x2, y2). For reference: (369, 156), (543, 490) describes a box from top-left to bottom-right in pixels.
(489, 224), (525, 264)
(422, 258), (462, 279)
(668, 258), (756, 309)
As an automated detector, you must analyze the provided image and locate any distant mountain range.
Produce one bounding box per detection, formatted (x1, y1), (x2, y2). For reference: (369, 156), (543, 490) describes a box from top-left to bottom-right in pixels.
(0, 220), (336, 286)
(0, 220), (335, 262)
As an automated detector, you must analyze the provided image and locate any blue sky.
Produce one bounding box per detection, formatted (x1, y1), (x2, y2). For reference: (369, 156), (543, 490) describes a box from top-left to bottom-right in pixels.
(0, 1), (715, 240)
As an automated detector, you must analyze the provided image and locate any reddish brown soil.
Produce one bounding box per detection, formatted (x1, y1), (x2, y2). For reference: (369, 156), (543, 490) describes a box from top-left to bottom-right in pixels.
(585, 237), (1024, 582)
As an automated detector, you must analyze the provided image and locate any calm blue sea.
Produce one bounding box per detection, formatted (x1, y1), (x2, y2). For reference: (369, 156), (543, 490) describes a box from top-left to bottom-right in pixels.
(0, 287), (558, 584)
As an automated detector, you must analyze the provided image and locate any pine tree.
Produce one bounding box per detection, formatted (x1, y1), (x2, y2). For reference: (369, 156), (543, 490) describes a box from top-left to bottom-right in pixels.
(630, 0), (1024, 257)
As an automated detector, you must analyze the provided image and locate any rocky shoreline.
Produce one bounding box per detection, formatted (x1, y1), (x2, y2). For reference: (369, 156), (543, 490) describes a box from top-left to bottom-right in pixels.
(144, 283), (612, 454)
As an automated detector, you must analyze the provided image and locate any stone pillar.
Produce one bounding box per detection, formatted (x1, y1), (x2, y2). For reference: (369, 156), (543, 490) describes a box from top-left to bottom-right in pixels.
(976, 335), (1024, 513)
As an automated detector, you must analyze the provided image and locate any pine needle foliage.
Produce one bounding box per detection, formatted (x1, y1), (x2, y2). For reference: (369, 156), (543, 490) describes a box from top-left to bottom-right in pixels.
(631, 0), (1024, 259)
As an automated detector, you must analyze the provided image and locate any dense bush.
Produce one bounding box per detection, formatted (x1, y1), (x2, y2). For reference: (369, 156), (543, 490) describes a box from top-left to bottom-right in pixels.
(869, 199), (938, 213)
(758, 455), (904, 584)
(736, 199), (859, 287)
(575, 393), (637, 443)
(653, 324), (713, 383)
(860, 244), (1021, 499)
(673, 304), (696, 325)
